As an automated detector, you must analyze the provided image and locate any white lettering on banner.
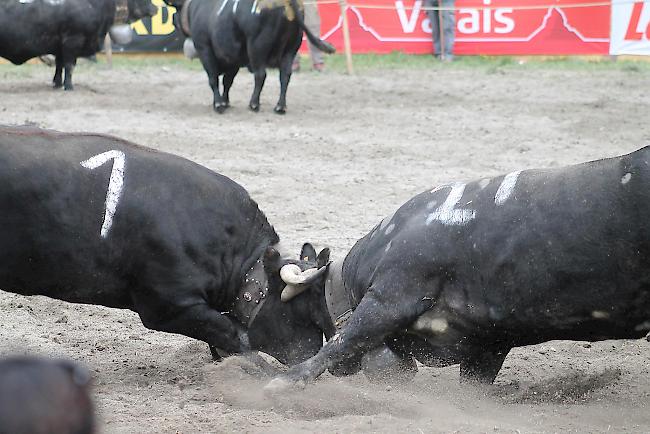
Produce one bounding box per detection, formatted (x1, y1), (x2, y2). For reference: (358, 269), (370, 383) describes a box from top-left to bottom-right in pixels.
(610, 0), (650, 55)
(80, 151), (126, 239)
(458, 0), (514, 35)
(395, 0), (423, 34)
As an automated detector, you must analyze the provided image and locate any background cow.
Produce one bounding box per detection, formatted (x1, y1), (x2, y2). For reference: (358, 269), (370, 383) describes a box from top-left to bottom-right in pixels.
(0, 356), (94, 434)
(0, 125), (335, 367)
(266, 147), (650, 390)
(0, 0), (157, 90)
(164, 0), (334, 114)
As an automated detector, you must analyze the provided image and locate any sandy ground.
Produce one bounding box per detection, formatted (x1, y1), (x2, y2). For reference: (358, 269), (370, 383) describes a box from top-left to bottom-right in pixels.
(1, 58), (650, 433)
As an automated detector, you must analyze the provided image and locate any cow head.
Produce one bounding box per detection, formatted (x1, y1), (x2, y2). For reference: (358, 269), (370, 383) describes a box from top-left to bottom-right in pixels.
(127, 0), (158, 22)
(246, 243), (336, 365)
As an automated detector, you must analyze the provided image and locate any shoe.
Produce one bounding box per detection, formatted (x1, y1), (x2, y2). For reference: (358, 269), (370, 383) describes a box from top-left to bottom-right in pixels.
(312, 62), (325, 72)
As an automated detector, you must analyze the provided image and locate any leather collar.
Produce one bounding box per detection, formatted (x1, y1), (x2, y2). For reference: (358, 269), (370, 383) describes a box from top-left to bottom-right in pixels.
(232, 256), (269, 328)
(324, 260), (356, 329)
(114, 0), (129, 24)
(180, 0), (192, 37)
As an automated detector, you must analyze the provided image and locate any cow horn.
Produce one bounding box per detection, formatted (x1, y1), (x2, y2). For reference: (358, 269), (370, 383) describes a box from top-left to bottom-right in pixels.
(279, 264), (329, 302)
(280, 264), (320, 285)
(280, 284), (307, 302)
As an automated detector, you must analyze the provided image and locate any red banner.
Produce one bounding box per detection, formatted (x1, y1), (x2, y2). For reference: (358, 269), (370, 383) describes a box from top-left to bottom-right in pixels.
(309, 0), (610, 55)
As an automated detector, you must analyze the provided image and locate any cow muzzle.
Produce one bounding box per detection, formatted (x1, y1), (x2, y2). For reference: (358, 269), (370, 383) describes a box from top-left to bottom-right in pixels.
(280, 264), (328, 302)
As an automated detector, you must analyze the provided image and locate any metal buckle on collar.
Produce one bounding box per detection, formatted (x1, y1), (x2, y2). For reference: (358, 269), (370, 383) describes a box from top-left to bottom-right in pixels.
(334, 309), (352, 328)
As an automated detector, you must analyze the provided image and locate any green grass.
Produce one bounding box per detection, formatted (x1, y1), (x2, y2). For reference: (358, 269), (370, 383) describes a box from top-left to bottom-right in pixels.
(2, 52), (650, 77)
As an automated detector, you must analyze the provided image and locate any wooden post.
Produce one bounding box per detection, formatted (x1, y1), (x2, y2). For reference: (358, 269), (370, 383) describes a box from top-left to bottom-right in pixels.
(339, 0), (354, 75)
(104, 33), (113, 69)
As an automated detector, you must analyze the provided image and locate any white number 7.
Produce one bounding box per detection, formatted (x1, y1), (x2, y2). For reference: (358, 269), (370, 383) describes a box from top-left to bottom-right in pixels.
(80, 150), (126, 238)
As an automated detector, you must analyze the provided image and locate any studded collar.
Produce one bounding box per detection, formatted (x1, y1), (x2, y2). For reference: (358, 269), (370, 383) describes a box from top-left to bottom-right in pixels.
(114, 0), (129, 24)
(180, 0), (192, 36)
(232, 257), (269, 328)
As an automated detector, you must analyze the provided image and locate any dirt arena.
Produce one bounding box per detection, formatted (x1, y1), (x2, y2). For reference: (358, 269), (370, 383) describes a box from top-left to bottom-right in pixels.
(1, 57), (649, 433)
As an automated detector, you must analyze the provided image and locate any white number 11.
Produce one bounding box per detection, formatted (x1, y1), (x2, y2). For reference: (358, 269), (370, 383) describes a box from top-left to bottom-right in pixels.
(80, 150), (126, 238)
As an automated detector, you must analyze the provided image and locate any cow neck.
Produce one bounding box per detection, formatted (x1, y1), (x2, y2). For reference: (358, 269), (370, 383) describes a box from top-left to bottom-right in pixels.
(232, 256), (269, 328)
(325, 260), (356, 330)
(180, 0), (192, 37)
(114, 0), (129, 24)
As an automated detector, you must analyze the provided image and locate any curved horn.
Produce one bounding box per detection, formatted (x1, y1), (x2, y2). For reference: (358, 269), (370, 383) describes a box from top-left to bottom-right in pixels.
(279, 264), (329, 302)
(280, 264), (323, 285)
(281, 284), (307, 302)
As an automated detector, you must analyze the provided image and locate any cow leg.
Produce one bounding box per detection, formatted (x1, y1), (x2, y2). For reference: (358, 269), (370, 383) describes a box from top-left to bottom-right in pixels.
(53, 56), (63, 89)
(134, 296), (250, 355)
(459, 347), (510, 384)
(63, 58), (76, 91)
(274, 54), (293, 114)
(196, 48), (227, 113)
(265, 282), (432, 391)
(248, 68), (266, 112)
(221, 68), (238, 108)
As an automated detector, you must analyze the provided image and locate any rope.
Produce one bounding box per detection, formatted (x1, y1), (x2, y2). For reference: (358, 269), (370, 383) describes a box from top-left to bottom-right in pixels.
(299, 0), (646, 11)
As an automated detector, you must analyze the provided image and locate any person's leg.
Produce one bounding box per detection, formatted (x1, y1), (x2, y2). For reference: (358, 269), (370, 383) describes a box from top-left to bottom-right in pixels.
(441, 0), (456, 59)
(426, 0), (442, 57)
(304, 2), (324, 69)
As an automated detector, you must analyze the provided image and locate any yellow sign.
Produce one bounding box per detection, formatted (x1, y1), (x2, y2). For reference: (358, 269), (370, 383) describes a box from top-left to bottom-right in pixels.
(131, 0), (177, 36)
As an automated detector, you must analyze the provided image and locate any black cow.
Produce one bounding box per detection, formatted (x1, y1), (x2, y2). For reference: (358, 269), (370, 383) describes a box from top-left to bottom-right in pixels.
(164, 0), (334, 114)
(0, 0), (157, 90)
(266, 148), (650, 391)
(0, 357), (94, 434)
(0, 126), (335, 366)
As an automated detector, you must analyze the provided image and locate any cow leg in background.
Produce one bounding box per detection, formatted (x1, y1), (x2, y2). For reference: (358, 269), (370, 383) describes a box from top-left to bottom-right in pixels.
(265, 279), (432, 391)
(274, 53), (294, 114)
(60, 35), (84, 90)
(221, 67), (238, 108)
(63, 58), (76, 91)
(53, 55), (63, 89)
(247, 36), (274, 112)
(248, 67), (266, 112)
(459, 346), (510, 384)
(196, 47), (228, 113)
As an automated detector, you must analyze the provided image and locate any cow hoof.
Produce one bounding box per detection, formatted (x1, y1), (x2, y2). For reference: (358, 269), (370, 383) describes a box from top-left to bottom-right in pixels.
(53, 82), (63, 90)
(64, 85), (74, 91)
(263, 376), (303, 394)
(249, 103), (260, 112)
(214, 104), (228, 114)
(273, 105), (286, 115)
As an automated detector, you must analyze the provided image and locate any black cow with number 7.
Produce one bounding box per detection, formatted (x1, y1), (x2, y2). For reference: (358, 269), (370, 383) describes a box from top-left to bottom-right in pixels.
(0, 125), (337, 368)
(265, 147), (650, 392)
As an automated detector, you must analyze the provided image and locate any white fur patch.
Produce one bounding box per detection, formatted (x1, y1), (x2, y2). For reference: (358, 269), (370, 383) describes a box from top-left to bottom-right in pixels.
(591, 310), (610, 320)
(621, 173), (632, 184)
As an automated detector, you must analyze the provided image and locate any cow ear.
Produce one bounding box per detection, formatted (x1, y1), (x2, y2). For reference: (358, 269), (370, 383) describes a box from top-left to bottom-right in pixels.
(316, 248), (330, 268)
(300, 243), (317, 262)
(263, 246), (282, 276)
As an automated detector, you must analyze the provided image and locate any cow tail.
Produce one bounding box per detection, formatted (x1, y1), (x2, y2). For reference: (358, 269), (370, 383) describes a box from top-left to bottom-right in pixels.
(289, 0), (336, 54)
